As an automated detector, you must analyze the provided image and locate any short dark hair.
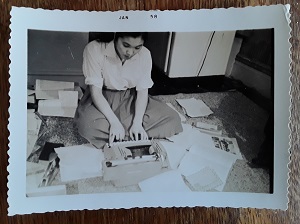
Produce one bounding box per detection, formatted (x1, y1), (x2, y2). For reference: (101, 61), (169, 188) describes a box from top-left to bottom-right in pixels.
(114, 32), (148, 42)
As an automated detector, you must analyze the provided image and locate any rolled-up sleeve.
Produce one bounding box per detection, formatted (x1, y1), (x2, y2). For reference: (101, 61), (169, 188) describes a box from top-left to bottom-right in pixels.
(136, 49), (154, 91)
(82, 41), (104, 88)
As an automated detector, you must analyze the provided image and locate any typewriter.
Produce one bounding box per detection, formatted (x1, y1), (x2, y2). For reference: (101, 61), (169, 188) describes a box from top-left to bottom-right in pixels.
(102, 139), (170, 186)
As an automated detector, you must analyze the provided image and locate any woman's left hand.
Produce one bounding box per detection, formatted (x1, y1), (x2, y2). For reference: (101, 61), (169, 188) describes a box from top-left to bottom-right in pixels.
(129, 122), (148, 141)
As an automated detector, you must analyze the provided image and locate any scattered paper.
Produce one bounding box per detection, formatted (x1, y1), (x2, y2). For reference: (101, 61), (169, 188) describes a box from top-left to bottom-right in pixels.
(138, 170), (191, 192)
(38, 90), (78, 117)
(176, 98), (213, 117)
(166, 103), (186, 121)
(178, 144), (237, 191)
(167, 123), (213, 150)
(183, 167), (223, 191)
(159, 140), (188, 170)
(54, 144), (104, 182)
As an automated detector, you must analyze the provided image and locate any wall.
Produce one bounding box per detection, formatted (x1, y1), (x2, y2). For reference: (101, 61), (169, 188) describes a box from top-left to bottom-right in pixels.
(28, 30), (88, 86)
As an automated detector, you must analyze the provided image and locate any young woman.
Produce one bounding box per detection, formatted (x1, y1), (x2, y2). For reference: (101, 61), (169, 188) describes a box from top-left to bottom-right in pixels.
(75, 32), (183, 148)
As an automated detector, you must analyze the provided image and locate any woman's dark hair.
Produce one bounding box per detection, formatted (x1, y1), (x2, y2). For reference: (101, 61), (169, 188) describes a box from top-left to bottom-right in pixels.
(114, 32), (148, 42)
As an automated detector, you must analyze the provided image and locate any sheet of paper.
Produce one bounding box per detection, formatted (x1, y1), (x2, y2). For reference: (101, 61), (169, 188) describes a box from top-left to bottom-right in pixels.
(38, 99), (62, 108)
(176, 98), (213, 117)
(36, 79), (74, 91)
(139, 170), (191, 192)
(159, 140), (188, 170)
(166, 103), (186, 121)
(178, 144), (237, 191)
(35, 90), (60, 100)
(36, 88), (82, 100)
(27, 89), (35, 96)
(167, 123), (214, 150)
(27, 133), (39, 158)
(27, 95), (35, 103)
(54, 144), (104, 182)
(188, 143), (238, 166)
(59, 91), (78, 107)
(26, 173), (44, 193)
(38, 91), (78, 117)
(27, 111), (42, 133)
(184, 167), (223, 192)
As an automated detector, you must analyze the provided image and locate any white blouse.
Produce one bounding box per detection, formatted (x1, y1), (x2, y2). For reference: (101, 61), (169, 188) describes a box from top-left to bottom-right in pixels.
(82, 40), (153, 91)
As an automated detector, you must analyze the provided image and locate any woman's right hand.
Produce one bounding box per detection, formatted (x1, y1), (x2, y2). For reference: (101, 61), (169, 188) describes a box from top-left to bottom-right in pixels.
(109, 121), (125, 146)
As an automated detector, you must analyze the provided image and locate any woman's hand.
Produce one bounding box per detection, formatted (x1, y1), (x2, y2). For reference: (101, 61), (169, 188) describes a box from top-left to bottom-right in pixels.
(129, 122), (148, 141)
(109, 121), (125, 146)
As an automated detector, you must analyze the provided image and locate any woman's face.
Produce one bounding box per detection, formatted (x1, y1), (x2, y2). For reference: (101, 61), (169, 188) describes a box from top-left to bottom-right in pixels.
(115, 36), (144, 61)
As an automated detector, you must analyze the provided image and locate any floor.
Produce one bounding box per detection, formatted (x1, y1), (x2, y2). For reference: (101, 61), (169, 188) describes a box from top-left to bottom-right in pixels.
(27, 90), (271, 194)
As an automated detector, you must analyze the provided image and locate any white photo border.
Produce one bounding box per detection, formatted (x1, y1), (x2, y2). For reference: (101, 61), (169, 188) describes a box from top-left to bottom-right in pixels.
(8, 5), (291, 215)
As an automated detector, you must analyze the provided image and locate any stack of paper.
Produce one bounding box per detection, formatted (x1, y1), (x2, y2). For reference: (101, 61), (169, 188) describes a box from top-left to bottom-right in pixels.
(38, 90), (78, 118)
(35, 79), (74, 100)
(178, 144), (237, 191)
(54, 144), (104, 182)
(183, 167), (223, 191)
(176, 98), (213, 117)
(35, 79), (83, 100)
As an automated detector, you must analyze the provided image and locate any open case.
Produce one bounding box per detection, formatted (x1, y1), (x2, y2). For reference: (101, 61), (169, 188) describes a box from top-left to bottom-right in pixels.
(102, 140), (170, 187)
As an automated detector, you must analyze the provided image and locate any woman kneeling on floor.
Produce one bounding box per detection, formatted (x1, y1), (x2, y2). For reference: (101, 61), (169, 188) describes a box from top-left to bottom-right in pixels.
(75, 32), (183, 148)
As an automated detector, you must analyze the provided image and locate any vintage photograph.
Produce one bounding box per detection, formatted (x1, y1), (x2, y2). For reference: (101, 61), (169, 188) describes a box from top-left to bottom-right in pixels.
(26, 29), (274, 196)
(8, 6), (290, 214)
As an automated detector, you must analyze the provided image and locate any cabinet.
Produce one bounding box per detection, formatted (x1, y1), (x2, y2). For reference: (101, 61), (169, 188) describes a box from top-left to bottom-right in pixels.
(166, 31), (235, 78)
